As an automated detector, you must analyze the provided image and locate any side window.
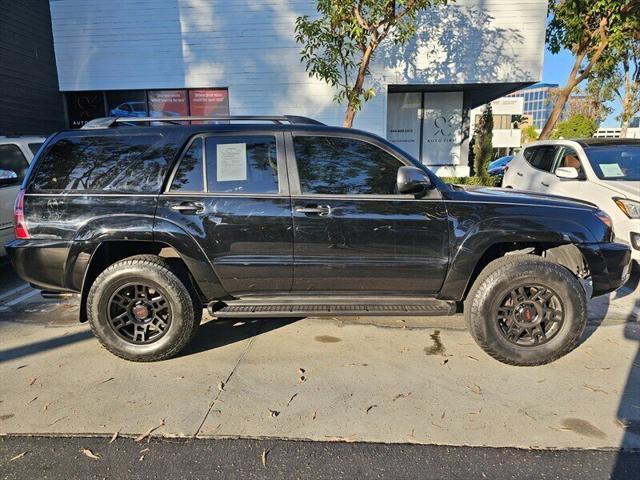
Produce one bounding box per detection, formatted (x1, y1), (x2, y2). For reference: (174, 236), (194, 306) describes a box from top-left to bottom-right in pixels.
(523, 147), (536, 161)
(170, 138), (204, 192)
(527, 145), (557, 172)
(554, 146), (584, 178)
(205, 136), (278, 194)
(31, 134), (174, 193)
(294, 136), (403, 195)
(28, 143), (43, 156)
(0, 144), (29, 182)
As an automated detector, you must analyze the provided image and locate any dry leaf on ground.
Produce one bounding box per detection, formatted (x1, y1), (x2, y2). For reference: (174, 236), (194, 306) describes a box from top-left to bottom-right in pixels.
(268, 409), (280, 418)
(108, 431), (119, 444)
(10, 452), (27, 462)
(261, 448), (268, 467)
(135, 419), (165, 443)
(80, 448), (100, 460)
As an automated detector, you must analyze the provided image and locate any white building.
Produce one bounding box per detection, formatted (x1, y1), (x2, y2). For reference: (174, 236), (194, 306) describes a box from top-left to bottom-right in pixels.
(469, 96), (524, 157)
(594, 127), (640, 139)
(49, 0), (548, 176)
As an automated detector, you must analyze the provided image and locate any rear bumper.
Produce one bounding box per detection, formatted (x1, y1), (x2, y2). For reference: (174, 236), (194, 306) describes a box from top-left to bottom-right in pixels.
(578, 242), (632, 297)
(6, 239), (74, 292)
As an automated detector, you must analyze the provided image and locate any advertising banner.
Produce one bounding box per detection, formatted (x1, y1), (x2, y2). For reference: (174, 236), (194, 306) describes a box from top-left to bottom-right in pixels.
(421, 91), (463, 166)
(386, 92), (422, 160)
(65, 92), (106, 129)
(106, 90), (147, 118)
(188, 89), (230, 119)
(148, 90), (189, 118)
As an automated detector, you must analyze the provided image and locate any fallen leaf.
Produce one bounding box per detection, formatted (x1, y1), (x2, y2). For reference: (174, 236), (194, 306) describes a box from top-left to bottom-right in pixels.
(43, 402), (52, 411)
(312, 411), (317, 420)
(27, 396), (38, 404)
(583, 384), (608, 395)
(298, 368), (305, 375)
(466, 355), (479, 362)
(392, 392), (411, 402)
(584, 366), (611, 371)
(440, 359), (449, 366)
(135, 419), (165, 443)
(261, 448), (268, 467)
(365, 404), (378, 414)
(80, 448), (100, 460)
(108, 431), (119, 444)
(16, 365), (27, 370)
(217, 382), (225, 392)
(524, 411), (536, 421)
(10, 452), (27, 462)
(342, 363), (368, 367)
(431, 421), (443, 429)
(98, 377), (114, 385)
(268, 409), (280, 418)
(466, 383), (482, 395)
(139, 448), (150, 454)
(286, 393), (298, 407)
(298, 376), (306, 383)
(549, 426), (573, 432)
(29, 378), (37, 386)
(441, 410), (446, 420)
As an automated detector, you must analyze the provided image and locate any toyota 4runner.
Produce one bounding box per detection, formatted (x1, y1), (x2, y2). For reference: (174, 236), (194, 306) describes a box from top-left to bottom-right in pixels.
(7, 116), (632, 366)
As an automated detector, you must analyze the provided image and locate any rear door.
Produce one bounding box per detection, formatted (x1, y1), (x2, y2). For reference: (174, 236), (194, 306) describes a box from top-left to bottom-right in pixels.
(287, 132), (449, 294)
(157, 131), (293, 296)
(518, 145), (560, 192)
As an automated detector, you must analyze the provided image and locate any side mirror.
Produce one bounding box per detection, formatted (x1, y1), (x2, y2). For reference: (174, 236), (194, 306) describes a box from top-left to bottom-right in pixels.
(0, 169), (19, 187)
(397, 166), (432, 195)
(555, 166), (579, 179)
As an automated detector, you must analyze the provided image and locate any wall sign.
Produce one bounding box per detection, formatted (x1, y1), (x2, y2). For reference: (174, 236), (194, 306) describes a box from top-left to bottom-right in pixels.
(421, 91), (463, 166)
(65, 91), (106, 128)
(386, 92), (421, 160)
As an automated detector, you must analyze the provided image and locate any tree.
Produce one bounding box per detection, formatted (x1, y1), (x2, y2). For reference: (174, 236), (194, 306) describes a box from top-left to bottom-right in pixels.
(295, 0), (449, 128)
(540, 0), (640, 140)
(473, 104), (493, 178)
(551, 113), (598, 139)
(521, 124), (539, 144)
(617, 40), (640, 137)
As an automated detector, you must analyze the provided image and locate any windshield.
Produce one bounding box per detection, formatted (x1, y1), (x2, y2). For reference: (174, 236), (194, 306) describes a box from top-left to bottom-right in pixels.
(585, 144), (640, 181)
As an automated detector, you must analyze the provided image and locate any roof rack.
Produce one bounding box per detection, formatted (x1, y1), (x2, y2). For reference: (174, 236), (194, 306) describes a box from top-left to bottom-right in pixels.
(81, 115), (324, 129)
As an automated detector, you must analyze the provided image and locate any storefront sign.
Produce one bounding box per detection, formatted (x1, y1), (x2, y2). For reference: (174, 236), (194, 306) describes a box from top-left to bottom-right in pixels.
(421, 92), (463, 166)
(386, 92), (421, 160)
(148, 90), (189, 118)
(65, 91), (106, 128)
(189, 89), (230, 117)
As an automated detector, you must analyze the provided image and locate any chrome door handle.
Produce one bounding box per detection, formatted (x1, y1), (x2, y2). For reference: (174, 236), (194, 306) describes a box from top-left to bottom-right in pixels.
(171, 201), (205, 214)
(295, 205), (332, 216)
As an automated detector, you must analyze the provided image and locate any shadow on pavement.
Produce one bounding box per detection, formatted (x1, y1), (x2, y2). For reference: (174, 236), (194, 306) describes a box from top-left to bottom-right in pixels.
(0, 329), (93, 363)
(178, 317), (301, 358)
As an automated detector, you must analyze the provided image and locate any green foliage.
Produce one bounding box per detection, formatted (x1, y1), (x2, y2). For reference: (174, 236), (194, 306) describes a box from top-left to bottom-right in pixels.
(472, 104), (493, 178)
(295, 0), (449, 126)
(551, 114), (598, 139)
(441, 176), (501, 187)
(521, 124), (539, 143)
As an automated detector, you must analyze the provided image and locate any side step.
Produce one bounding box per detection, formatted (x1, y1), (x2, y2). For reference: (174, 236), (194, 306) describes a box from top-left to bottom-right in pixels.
(210, 299), (456, 318)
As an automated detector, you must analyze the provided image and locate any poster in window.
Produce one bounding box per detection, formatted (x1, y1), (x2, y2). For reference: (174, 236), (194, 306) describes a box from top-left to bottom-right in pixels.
(148, 90), (189, 118)
(106, 90), (148, 118)
(188, 89), (230, 122)
(65, 91), (106, 129)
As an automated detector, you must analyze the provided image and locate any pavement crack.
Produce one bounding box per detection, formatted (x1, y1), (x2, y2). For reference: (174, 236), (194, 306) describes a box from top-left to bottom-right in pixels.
(193, 322), (261, 438)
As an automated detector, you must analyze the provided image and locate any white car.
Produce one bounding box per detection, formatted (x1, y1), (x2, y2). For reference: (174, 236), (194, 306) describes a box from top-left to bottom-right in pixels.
(502, 139), (640, 265)
(0, 136), (46, 256)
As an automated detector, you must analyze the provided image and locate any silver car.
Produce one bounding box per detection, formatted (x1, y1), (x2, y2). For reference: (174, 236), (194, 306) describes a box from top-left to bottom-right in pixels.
(0, 136), (45, 256)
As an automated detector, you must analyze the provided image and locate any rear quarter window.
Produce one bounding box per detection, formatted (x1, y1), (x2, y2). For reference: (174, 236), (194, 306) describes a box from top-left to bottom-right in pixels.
(30, 133), (177, 193)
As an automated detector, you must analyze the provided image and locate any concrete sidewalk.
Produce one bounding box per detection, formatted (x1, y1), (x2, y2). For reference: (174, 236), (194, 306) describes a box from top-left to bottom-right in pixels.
(0, 274), (638, 450)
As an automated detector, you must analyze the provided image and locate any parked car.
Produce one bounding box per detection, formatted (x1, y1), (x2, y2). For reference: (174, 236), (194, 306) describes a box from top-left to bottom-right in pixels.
(7, 117), (631, 366)
(488, 155), (513, 176)
(109, 102), (148, 117)
(0, 136), (45, 256)
(502, 139), (640, 266)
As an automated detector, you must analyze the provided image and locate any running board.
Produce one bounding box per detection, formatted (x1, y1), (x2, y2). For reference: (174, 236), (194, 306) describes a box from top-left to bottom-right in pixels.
(209, 299), (456, 318)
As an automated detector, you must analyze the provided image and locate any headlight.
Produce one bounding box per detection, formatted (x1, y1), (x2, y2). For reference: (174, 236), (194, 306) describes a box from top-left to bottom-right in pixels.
(614, 198), (640, 219)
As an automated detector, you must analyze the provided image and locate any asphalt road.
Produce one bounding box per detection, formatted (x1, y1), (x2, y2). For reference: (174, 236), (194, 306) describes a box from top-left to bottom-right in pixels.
(1, 436), (639, 480)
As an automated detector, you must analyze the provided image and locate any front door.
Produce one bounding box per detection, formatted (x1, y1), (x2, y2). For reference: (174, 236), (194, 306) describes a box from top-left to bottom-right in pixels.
(157, 131), (293, 296)
(287, 133), (449, 294)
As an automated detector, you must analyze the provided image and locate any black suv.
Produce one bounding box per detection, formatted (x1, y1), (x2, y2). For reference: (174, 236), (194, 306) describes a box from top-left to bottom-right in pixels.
(7, 116), (631, 366)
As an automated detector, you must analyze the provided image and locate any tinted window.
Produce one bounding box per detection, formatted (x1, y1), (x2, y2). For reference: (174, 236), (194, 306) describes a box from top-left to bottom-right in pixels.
(586, 145), (640, 181)
(28, 143), (43, 155)
(31, 134), (174, 193)
(294, 136), (403, 195)
(170, 138), (204, 192)
(527, 145), (557, 172)
(523, 147), (536, 161)
(205, 136), (278, 194)
(0, 144), (29, 181)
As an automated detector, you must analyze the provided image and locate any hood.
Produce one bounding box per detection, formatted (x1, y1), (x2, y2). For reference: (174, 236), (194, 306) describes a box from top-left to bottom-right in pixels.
(452, 186), (597, 210)
(597, 180), (640, 200)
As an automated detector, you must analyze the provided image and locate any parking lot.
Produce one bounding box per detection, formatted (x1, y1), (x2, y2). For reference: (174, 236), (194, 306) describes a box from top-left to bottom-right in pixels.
(0, 258), (638, 452)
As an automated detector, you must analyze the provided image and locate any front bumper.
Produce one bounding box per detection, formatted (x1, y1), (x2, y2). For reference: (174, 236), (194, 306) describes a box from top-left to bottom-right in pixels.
(578, 242), (632, 297)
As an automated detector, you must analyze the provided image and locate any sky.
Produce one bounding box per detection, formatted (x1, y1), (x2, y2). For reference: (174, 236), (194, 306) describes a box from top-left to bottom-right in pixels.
(542, 48), (621, 127)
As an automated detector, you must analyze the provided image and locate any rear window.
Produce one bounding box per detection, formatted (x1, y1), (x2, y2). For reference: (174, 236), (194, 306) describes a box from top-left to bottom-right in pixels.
(30, 134), (175, 193)
(28, 143), (43, 155)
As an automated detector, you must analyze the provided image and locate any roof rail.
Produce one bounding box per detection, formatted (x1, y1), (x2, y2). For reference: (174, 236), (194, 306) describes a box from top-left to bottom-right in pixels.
(81, 115), (324, 129)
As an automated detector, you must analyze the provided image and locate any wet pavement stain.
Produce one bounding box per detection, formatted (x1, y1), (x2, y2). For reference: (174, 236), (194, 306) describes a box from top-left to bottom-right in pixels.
(562, 418), (607, 439)
(424, 330), (445, 355)
(314, 335), (342, 343)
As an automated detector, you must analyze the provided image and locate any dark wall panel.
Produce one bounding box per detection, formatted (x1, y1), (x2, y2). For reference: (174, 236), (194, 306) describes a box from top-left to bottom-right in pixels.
(0, 0), (65, 136)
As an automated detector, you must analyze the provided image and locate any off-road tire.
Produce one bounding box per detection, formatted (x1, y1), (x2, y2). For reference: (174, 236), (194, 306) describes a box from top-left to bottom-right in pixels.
(465, 254), (587, 366)
(87, 255), (202, 361)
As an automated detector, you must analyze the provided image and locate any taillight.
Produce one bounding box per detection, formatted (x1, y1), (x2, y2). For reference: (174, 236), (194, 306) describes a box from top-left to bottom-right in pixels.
(14, 190), (30, 239)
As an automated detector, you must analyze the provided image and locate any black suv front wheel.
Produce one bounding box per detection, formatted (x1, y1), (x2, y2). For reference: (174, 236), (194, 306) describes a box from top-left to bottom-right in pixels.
(465, 254), (587, 366)
(87, 255), (201, 361)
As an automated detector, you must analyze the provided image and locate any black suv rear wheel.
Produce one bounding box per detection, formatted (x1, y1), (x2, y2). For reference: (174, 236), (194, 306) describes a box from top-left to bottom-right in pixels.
(87, 255), (201, 361)
(465, 254), (587, 366)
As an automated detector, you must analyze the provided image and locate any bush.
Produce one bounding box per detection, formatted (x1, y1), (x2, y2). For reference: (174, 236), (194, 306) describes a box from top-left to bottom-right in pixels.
(440, 176), (501, 187)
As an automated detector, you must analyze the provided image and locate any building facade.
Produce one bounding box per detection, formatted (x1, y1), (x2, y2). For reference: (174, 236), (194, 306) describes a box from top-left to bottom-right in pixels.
(506, 82), (557, 130)
(0, 0), (65, 135)
(48, 0), (547, 176)
(469, 96), (524, 157)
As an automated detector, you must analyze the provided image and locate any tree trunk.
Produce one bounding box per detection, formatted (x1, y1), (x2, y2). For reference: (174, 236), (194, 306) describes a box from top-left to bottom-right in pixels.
(620, 118), (629, 138)
(343, 103), (357, 128)
(539, 87), (572, 140)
